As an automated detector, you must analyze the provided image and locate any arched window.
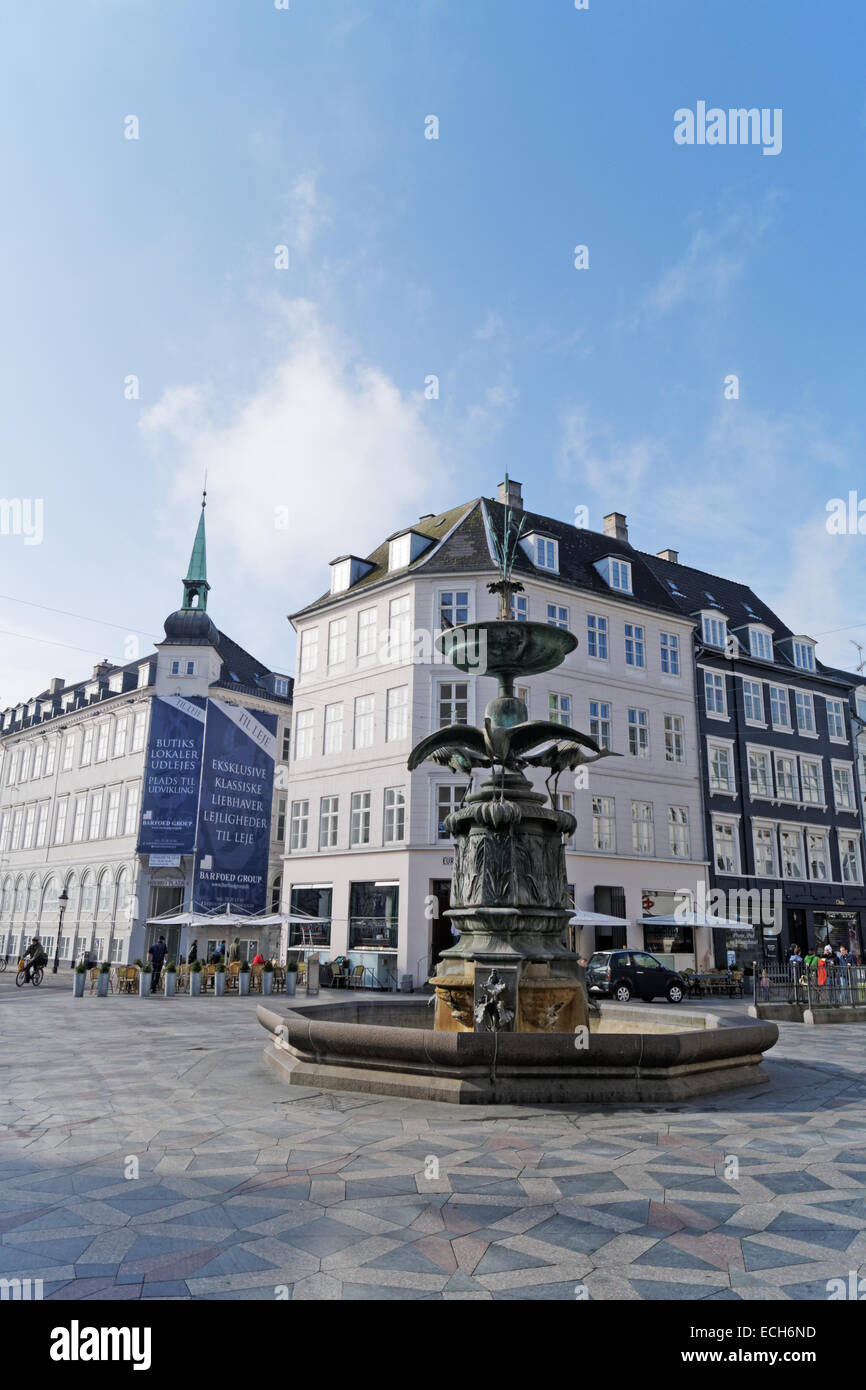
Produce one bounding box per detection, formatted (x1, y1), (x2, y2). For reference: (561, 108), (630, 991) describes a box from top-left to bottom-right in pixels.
(64, 873), (79, 922)
(25, 874), (40, 919)
(96, 871), (113, 918)
(80, 871), (95, 918)
(13, 877), (26, 916)
(40, 877), (59, 921)
(0, 877), (12, 918)
(115, 868), (132, 921)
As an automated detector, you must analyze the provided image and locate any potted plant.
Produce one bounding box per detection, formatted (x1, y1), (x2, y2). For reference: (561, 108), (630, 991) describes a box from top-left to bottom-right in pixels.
(164, 960), (177, 996)
(73, 962), (87, 998)
(238, 959), (251, 996)
(139, 961), (152, 997)
(285, 958), (298, 997)
(189, 958), (203, 996)
(262, 959), (275, 996)
(96, 961), (111, 997)
(214, 961), (226, 996)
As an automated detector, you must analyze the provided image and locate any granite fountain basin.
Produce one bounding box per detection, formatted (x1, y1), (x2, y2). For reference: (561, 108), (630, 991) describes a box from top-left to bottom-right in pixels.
(257, 998), (778, 1106)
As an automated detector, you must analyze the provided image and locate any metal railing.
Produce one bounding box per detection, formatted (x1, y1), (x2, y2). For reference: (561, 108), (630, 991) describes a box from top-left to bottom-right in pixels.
(756, 961), (866, 1010)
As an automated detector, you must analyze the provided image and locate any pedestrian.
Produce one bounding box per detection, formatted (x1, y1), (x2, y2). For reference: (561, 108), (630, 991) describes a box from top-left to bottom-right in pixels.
(217, 940), (226, 961)
(838, 944), (852, 1003)
(229, 937), (240, 963)
(188, 939), (198, 964)
(148, 935), (168, 993)
(788, 944), (803, 977)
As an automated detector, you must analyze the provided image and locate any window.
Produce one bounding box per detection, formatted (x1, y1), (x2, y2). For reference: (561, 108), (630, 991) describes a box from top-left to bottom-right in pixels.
(53, 799), (68, 845)
(742, 680), (764, 723)
(88, 791), (103, 840)
(631, 801), (654, 855)
(357, 607), (377, 661)
(754, 825), (778, 877)
(113, 717), (128, 758)
(534, 536), (558, 571)
(793, 640), (815, 671)
(713, 821), (738, 874)
(440, 591), (469, 628)
(437, 785), (461, 839)
(609, 558), (631, 592)
(664, 714), (684, 763)
(105, 788), (121, 838)
(274, 677), (289, 697)
(275, 797), (286, 842)
(294, 710), (314, 760)
(299, 628), (319, 676)
(624, 623), (645, 668)
(96, 723), (110, 761)
(62, 735), (75, 771)
(319, 796), (339, 849)
(627, 708), (649, 757)
(438, 682), (468, 728)
(350, 792), (371, 847)
(769, 686), (790, 728)
(833, 765), (855, 811)
(23, 806), (35, 849)
(826, 699), (845, 740)
(547, 603), (568, 630)
(659, 633), (679, 675)
(354, 694), (375, 749)
(775, 755), (798, 801)
(709, 745), (734, 793)
(386, 686), (409, 742)
(10, 809), (22, 850)
(323, 703), (344, 755)
(555, 792), (575, 846)
(281, 727), (291, 761)
(510, 594), (528, 621)
(592, 795), (615, 850)
(330, 559), (351, 593)
(388, 595), (411, 663)
(750, 628), (773, 660)
(800, 759), (823, 804)
(549, 693), (572, 727)
(516, 684), (530, 714)
(80, 727), (93, 766)
(702, 615), (728, 647)
(668, 806), (690, 858)
(840, 834), (863, 885)
(704, 671), (726, 716)
(389, 533), (411, 570)
(131, 710), (147, 752)
(795, 691), (815, 733)
(290, 800), (309, 851)
(586, 614), (608, 660)
(589, 700), (612, 750)
(807, 831), (829, 882)
(35, 804), (48, 848)
(123, 783), (139, 837)
(45, 740), (56, 777)
(327, 618), (347, 671)
(72, 797), (87, 843)
(748, 750), (772, 797)
(384, 787), (406, 842)
(780, 828), (804, 879)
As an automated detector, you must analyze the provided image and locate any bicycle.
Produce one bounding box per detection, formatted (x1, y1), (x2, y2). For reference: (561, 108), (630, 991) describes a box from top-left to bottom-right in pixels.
(16, 963), (45, 987)
(0, 956), (7, 972)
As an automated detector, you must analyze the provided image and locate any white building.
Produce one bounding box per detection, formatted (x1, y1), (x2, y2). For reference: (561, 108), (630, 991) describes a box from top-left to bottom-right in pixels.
(282, 481), (712, 985)
(0, 503), (292, 968)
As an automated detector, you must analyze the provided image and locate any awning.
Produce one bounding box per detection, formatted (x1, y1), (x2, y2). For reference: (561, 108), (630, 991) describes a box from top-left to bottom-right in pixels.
(569, 909), (630, 928)
(641, 912), (754, 931)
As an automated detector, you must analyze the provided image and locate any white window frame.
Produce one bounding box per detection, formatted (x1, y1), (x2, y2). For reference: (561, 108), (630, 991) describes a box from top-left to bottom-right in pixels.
(591, 795), (616, 852)
(353, 693), (375, 750)
(704, 670), (727, 718)
(826, 698), (846, 742)
(624, 623), (645, 669)
(659, 632), (680, 675)
(753, 823), (779, 878)
(627, 707), (649, 758)
(769, 685), (790, 729)
(663, 713), (685, 763)
(749, 627), (773, 660)
(586, 614), (608, 660)
(795, 690), (816, 735)
(712, 818), (740, 875)
(668, 806), (690, 859)
(774, 752), (799, 802)
(708, 740), (736, 795)
(742, 678), (764, 724)
(383, 787), (406, 843)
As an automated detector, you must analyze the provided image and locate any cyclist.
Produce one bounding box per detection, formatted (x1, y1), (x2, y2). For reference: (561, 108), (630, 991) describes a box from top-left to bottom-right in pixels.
(22, 936), (48, 983)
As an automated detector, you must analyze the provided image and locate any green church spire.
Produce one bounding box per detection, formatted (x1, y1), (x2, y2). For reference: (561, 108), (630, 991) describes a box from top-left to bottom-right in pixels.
(182, 488), (210, 612)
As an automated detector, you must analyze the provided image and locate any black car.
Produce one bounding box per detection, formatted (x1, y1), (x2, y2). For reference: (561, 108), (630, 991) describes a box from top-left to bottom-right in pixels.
(585, 949), (685, 1004)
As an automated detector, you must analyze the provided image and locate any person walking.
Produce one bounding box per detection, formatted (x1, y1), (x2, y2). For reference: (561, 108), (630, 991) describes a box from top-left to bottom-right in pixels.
(148, 935), (168, 993)
(188, 939), (198, 964)
(838, 943), (852, 1004)
(229, 937), (240, 963)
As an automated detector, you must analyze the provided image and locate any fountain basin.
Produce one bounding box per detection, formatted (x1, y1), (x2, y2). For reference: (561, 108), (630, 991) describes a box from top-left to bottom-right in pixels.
(436, 620), (577, 680)
(257, 1000), (778, 1106)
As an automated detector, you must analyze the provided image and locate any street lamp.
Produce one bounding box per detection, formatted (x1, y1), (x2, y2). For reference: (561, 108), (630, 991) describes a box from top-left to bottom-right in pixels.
(53, 888), (69, 974)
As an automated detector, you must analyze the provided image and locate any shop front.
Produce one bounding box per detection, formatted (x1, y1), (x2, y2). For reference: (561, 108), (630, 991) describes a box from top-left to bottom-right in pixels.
(813, 909), (863, 960)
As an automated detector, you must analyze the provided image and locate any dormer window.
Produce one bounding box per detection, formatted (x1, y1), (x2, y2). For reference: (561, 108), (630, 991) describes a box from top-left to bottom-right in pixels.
(520, 533), (558, 572)
(793, 639), (816, 672)
(330, 560), (351, 593)
(170, 659), (197, 677)
(593, 556), (632, 593)
(749, 626), (773, 661)
(389, 534), (411, 570)
(701, 612), (728, 648)
(273, 677), (289, 697)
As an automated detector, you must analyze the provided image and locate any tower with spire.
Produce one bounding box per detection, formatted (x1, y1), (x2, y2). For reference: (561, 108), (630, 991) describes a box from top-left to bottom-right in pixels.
(155, 490), (222, 697)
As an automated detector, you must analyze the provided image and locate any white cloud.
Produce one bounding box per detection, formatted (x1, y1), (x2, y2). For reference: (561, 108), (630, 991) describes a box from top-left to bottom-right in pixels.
(139, 300), (450, 610)
(283, 172), (329, 260)
(643, 195), (780, 317)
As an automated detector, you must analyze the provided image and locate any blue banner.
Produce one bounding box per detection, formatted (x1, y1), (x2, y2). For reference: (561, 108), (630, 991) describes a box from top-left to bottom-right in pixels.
(137, 695), (207, 854)
(193, 700), (278, 913)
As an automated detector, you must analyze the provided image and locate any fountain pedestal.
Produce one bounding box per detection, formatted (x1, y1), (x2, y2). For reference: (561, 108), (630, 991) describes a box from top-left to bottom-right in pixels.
(429, 770), (589, 1034)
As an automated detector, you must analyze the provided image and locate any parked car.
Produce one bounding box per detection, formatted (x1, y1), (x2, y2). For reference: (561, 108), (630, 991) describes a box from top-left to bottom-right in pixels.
(585, 950), (685, 1004)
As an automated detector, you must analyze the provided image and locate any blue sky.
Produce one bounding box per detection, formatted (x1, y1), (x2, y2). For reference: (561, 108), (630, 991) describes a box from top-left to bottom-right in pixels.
(2, 0), (865, 705)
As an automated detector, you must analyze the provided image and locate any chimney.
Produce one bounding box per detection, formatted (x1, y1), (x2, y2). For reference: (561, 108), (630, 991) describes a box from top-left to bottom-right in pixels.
(92, 661), (113, 681)
(657, 548), (678, 564)
(48, 677), (64, 695)
(603, 512), (628, 543)
(497, 478), (523, 512)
